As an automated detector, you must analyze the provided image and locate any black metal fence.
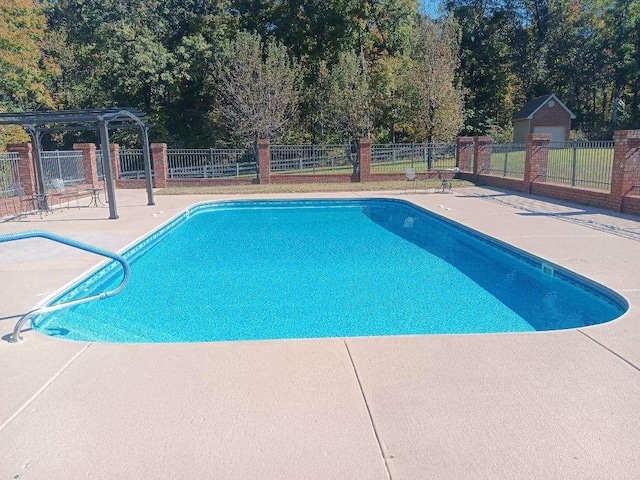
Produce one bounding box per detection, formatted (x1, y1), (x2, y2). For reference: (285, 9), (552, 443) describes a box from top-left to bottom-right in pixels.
(371, 143), (457, 173)
(270, 145), (353, 174)
(167, 148), (256, 179)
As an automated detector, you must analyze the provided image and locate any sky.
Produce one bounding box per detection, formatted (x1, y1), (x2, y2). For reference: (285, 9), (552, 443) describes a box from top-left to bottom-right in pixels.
(420, 0), (442, 18)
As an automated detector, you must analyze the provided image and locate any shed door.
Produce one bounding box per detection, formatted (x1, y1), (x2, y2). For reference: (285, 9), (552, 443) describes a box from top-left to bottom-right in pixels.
(533, 126), (565, 142)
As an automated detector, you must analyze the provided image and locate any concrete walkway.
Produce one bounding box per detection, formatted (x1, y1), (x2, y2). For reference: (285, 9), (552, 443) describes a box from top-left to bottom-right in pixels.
(0, 188), (638, 479)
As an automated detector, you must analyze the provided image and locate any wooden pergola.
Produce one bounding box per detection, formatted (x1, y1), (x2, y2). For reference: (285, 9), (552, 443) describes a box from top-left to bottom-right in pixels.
(0, 108), (154, 219)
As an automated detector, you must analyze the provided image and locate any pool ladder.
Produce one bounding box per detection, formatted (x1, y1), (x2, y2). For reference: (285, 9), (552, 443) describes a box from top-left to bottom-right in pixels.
(0, 230), (130, 343)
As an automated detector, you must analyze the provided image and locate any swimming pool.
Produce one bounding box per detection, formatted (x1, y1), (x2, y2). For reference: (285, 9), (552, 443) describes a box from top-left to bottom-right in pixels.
(33, 199), (627, 342)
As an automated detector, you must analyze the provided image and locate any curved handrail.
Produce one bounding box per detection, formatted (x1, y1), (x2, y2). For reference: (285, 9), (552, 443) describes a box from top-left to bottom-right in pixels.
(0, 230), (130, 343)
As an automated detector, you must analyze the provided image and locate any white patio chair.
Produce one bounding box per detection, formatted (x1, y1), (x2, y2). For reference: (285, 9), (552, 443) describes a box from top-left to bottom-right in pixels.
(48, 178), (81, 210)
(404, 167), (418, 193)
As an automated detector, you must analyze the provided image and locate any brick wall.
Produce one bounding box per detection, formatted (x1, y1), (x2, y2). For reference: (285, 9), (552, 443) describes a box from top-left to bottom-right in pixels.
(5, 132), (640, 220)
(456, 137), (474, 173)
(523, 133), (550, 193)
(531, 183), (610, 209)
(529, 102), (571, 139)
(473, 136), (493, 178)
(271, 174), (353, 184)
(468, 129), (640, 216)
(474, 174), (523, 192)
(622, 196), (640, 216)
(357, 138), (372, 182)
(169, 178), (258, 187)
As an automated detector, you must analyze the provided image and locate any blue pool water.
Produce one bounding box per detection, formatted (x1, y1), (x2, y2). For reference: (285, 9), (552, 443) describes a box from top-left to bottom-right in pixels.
(34, 199), (626, 342)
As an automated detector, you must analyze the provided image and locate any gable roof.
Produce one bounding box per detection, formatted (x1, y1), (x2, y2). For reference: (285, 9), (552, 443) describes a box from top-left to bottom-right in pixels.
(513, 94), (576, 120)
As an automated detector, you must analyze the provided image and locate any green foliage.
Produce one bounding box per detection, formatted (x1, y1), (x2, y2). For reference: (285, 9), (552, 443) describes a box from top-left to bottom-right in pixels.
(0, 125), (29, 151)
(11, 0), (635, 148)
(46, 0), (236, 146)
(314, 51), (370, 142)
(447, 0), (640, 138)
(214, 31), (299, 145)
(409, 17), (465, 142)
(0, 0), (59, 110)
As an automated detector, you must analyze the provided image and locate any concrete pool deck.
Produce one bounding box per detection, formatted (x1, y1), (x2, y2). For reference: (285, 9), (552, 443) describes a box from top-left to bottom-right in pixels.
(0, 187), (638, 479)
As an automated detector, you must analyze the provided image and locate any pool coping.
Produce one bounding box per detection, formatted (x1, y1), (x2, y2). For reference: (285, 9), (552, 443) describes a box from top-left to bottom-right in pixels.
(33, 197), (629, 342)
(1, 188), (639, 479)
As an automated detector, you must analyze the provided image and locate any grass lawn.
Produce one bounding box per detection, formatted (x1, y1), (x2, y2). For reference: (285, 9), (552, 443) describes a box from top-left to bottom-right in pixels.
(155, 178), (474, 195)
(488, 147), (613, 189)
(269, 157), (457, 176)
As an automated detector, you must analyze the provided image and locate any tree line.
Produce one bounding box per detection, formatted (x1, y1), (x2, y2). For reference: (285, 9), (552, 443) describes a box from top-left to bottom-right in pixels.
(0, 0), (638, 149)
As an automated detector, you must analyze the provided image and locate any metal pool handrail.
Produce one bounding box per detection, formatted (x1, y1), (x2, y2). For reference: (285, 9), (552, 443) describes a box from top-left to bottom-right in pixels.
(0, 230), (130, 343)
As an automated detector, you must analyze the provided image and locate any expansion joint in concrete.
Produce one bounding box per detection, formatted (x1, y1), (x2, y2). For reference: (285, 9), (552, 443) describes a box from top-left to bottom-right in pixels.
(0, 343), (92, 433)
(578, 330), (640, 373)
(343, 340), (393, 480)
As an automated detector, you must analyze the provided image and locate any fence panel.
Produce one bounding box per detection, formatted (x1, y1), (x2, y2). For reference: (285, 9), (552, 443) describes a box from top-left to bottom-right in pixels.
(0, 152), (20, 198)
(167, 148), (256, 179)
(488, 143), (526, 179)
(119, 149), (145, 179)
(41, 150), (85, 185)
(371, 143), (456, 173)
(270, 145), (353, 174)
(95, 151), (105, 181)
(546, 141), (613, 191)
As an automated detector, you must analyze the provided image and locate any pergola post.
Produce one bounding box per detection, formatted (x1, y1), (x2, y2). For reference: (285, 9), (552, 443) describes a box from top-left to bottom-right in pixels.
(0, 108), (153, 221)
(98, 120), (118, 219)
(25, 126), (49, 211)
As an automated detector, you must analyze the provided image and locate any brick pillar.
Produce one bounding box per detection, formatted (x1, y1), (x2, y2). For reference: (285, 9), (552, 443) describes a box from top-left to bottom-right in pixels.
(151, 143), (168, 188)
(7, 143), (36, 195)
(524, 133), (551, 193)
(473, 136), (493, 178)
(357, 138), (372, 182)
(257, 138), (270, 184)
(456, 136), (474, 172)
(74, 143), (99, 187)
(108, 143), (120, 181)
(609, 130), (640, 212)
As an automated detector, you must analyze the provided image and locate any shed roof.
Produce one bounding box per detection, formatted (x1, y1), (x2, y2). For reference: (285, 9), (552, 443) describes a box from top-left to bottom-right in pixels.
(513, 94), (576, 120)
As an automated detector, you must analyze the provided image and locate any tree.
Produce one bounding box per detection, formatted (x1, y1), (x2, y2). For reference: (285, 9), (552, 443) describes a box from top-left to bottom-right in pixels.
(409, 17), (465, 142)
(0, 0), (58, 111)
(314, 51), (370, 143)
(0, 0), (59, 149)
(214, 31), (299, 145)
(45, 0), (236, 146)
(447, 1), (524, 135)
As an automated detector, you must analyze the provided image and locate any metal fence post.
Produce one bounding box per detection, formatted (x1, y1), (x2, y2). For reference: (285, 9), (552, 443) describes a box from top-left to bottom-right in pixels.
(503, 150), (508, 177)
(571, 142), (578, 187)
(208, 148), (214, 179)
(56, 151), (62, 179)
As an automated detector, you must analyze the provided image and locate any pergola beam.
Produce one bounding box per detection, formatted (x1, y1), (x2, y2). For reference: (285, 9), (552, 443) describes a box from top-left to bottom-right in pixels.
(0, 108), (155, 219)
